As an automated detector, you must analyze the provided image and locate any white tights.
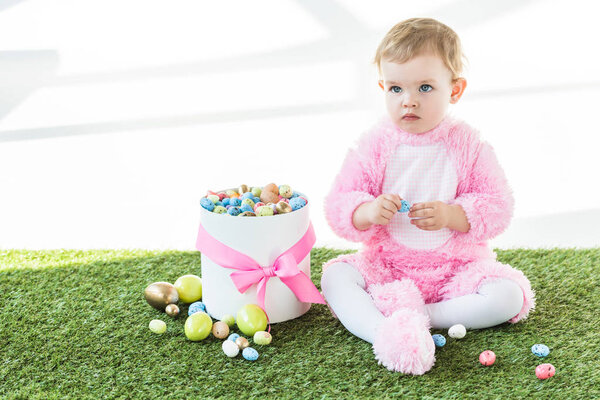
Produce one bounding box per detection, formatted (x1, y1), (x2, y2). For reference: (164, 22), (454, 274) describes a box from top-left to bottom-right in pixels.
(321, 262), (524, 344)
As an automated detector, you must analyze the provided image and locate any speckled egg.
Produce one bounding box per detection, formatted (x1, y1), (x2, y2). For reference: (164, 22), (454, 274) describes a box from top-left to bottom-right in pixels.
(207, 194), (220, 204)
(479, 350), (496, 366)
(235, 337), (250, 349)
(531, 344), (550, 357)
(242, 347), (259, 361)
(240, 192), (254, 200)
(228, 333), (240, 342)
(242, 198), (256, 208)
(227, 206), (241, 216)
(212, 321), (230, 339)
(253, 202), (265, 212)
(200, 198), (215, 211)
(222, 198), (231, 207)
(188, 301), (206, 316)
(448, 324), (466, 339)
(239, 211), (256, 217)
(216, 192), (227, 201)
(399, 200), (411, 213)
(289, 197), (307, 211)
(263, 183), (279, 194)
(432, 334), (446, 347)
(251, 187), (262, 197)
(213, 205), (227, 214)
(240, 204), (254, 213)
(222, 339), (240, 358)
(279, 184), (293, 198)
(253, 331), (272, 345)
(230, 198), (242, 207)
(535, 363), (556, 379)
(256, 206), (274, 217)
(149, 319), (167, 334)
(225, 189), (238, 197)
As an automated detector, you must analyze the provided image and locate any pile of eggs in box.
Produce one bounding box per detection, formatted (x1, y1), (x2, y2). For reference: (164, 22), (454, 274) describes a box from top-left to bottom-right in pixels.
(144, 276), (272, 362)
(433, 324), (556, 380)
(200, 183), (307, 217)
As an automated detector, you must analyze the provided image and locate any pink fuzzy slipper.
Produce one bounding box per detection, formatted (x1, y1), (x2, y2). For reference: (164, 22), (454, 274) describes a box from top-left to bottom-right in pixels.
(372, 308), (435, 375)
(368, 279), (426, 317)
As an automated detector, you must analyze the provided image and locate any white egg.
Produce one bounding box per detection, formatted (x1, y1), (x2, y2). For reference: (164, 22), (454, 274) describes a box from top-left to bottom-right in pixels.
(222, 339), (240, 357)
(448, 324), (466, 339)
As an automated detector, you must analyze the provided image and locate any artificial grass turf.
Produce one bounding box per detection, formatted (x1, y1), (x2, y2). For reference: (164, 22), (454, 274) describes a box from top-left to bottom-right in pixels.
(0, 248), (599, 399)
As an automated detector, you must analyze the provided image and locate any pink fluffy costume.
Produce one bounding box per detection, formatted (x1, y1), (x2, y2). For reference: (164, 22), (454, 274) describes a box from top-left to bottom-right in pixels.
(321, 114), (535, 374)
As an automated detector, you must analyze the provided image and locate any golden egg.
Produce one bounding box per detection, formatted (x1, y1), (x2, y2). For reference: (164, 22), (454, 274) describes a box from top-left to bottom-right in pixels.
(165, 303), (180, 317)
(144, 282), (179, 310)
(276, 201), (292, 214)
(235, 337), (250, 349)
(238, 184), (249, 194)
(212, 321), (230, 339)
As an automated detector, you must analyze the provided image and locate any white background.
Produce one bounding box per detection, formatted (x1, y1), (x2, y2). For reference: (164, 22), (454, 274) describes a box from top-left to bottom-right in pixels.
(0, 0), (599, 250)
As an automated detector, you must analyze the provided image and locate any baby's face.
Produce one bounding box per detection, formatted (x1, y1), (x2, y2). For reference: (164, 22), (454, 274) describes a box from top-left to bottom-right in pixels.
(380, 54), (459, 134)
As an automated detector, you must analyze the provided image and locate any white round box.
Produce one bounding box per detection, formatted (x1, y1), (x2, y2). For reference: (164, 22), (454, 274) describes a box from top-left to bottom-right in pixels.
(198, 196), (312, 323)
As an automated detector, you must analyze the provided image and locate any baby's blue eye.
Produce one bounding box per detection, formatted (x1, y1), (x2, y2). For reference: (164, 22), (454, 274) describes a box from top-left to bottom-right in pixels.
(420, 84), (433, 92)
(390, 86), (402, 93)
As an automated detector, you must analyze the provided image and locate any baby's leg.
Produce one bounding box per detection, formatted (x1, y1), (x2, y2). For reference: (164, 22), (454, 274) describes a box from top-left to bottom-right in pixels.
(425, 278), (524, 329)
(320, 261), (385, 343)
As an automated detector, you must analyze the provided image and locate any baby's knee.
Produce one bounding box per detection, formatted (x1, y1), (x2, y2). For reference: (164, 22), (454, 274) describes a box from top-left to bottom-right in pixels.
(321, 262), (365, 296)
(481, 278), (524, 318)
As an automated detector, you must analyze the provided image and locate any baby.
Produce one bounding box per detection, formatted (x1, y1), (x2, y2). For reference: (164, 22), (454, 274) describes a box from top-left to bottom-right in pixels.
(321, 18), (535, 375)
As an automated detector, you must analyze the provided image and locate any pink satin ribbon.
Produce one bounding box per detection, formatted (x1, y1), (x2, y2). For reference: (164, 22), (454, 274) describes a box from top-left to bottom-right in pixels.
(195, 222), (325, 316)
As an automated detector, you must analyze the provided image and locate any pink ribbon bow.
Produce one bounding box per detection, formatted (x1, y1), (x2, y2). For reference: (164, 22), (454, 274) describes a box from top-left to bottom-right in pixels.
(195, 222), (325, 315)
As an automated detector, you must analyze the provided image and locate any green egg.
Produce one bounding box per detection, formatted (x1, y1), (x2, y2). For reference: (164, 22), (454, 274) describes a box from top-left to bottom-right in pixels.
(221, 314), (235, 327)
(242, 198), (255, 208)
(213, 205), (227, 214)
(207, 194), (220, 204)
(253, 330), (272, 345)
(256, 206), (274, 217)
(149, 319), (167, 334)
(251, 187), (262, 197)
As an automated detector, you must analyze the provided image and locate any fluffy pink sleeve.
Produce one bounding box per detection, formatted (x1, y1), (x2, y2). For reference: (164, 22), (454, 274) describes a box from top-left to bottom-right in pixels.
(324, 130), (383, 242)
(450, 141), (515, 242)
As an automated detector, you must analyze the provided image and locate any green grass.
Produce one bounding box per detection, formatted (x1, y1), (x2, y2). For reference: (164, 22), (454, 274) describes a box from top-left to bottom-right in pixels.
(1, 248), (599, 399)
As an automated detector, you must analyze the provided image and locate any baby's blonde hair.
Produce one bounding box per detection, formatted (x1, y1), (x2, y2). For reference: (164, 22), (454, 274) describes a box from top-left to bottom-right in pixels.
(373, 18), (466, 81)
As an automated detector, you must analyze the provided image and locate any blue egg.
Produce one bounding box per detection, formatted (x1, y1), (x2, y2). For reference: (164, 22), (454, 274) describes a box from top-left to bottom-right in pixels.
(531, 344), (550, 357)
(222, 198), (230, 207)
(227, 206), (241, 216)
(290, 192), (300, 198)
(289, 197), (307, 211)
(215, 201), (223, 207)
(242, 347), (259, 361)
(228, 333), (240, 342)
(230, 198), (242, 207)
(241, 192), (254, 200)
(432, 334), (446, 347)
(188, 301), (206, 316)
(252, 196), (261, 204)
(398, 200), (411, 213)
(200, 198), (215, 211)
(240, 203), (254, 213)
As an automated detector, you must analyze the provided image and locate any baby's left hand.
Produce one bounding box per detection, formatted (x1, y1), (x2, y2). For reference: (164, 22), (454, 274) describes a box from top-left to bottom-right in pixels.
(407, 201), (451, 231)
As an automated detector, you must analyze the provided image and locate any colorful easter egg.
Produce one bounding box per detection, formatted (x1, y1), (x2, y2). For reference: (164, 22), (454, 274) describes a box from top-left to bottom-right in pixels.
(235, 337), (250, 349)
(432, 334), (446, 347)
(275, 201), (292, 214)
(535, 363), (556, 379)
(256, 206), (274, 217)
(149, 319), (166, 334)
(279, 184), (293, 198)
(165, 304), (180, 317)
(228, 333), (240, 342)
(212, 321), (230, 339)
(188, 301), (206, 315)
(289, 197), (307, 211)
(207, 194), (220, 204)
(251, 187), (262, 197)
(174, 275), (202, 303)
(531, 344), (550, 357)
(253, 331), (272, 345)
(200, 198), (215, 211)
(479, 350), (496, 366)
(221, 314), (235, 327)
(236, 304), (268, 336)
(448, 324), (466, 339)
(184, 312), (212, 341)
(242, 347), (259, 361)
(222, 339), (240, 358)
(213, 205), (227, 214)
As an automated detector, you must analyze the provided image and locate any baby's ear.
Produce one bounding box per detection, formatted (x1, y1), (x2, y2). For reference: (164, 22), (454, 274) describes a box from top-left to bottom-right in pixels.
(378, 80), (384, 90)
(450, 78), (467, 104)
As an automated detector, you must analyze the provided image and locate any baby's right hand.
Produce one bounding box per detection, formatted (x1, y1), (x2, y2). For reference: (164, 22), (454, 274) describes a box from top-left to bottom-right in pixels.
(353, 194), (403, 230)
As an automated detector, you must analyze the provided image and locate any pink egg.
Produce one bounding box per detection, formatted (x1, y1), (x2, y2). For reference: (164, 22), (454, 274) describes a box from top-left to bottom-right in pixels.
(217, 192), (227, 201)
(479, 350), (496, 366)
(253, 202), (265, 212)
(535, 363), (556, 380)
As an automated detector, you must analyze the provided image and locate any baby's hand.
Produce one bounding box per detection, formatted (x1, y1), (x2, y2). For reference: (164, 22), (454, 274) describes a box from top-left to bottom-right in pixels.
(365, 194), (404, 226)
(407, 201), (451, 231)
